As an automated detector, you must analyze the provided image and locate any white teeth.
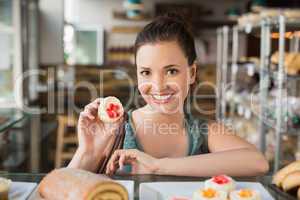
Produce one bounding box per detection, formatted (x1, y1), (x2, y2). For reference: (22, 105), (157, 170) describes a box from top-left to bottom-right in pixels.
(152, 94), (171, 100)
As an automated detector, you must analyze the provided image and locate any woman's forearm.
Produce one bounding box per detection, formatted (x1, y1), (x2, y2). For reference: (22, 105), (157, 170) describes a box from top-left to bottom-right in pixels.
(67, 148), (103, 172)
(68, 134), (116, 172)
(155, 148), (269, 177)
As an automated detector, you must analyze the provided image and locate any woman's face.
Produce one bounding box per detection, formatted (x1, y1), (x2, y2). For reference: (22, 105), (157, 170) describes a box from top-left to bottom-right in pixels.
(136, 41), (196, 114)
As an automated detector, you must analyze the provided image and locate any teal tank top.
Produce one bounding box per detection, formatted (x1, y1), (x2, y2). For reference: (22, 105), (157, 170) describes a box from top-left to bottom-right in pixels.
(121, 110), (209, 173)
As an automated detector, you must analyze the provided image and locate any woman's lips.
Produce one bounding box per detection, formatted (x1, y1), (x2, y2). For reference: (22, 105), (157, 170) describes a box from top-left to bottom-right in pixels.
(150, 94), (174, 104)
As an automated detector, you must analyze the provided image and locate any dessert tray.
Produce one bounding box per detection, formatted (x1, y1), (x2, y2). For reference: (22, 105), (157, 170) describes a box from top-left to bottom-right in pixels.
(140, 181), (274, 200)
(8, 182), (37, 200)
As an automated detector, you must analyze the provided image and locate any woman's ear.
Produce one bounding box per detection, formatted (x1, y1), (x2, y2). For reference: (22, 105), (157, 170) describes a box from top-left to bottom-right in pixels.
(189, 62), (197, 85)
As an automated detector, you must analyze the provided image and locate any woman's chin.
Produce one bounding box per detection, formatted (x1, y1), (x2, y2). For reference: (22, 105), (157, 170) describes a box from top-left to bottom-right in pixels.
(150, 102), (182, 114)
(142, 95), (184, 114)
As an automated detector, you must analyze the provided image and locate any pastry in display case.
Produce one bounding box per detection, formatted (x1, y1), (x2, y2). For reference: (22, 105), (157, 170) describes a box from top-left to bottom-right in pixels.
(38, 168), (129, 200)
(0, 178), (11, 200)
(271, 52), (300, 76)
(271, 161), (300, 199)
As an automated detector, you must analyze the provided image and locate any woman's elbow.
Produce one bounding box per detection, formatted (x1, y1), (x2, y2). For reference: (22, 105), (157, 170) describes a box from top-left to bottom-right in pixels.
(258, 158), (269, 175)
(254, 152), (270, 175)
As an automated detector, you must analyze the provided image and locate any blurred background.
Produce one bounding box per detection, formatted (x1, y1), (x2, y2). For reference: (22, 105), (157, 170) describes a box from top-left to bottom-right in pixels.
(0, 0), (300, 174)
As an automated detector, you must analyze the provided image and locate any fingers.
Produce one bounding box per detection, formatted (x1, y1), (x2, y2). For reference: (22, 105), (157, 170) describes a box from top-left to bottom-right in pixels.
(119, 154), (126, 170)
(103, 115), (124, 136)
(105, 152), (118, 174)
(106, 149), (138, 174)
(82, 98), (103, 120)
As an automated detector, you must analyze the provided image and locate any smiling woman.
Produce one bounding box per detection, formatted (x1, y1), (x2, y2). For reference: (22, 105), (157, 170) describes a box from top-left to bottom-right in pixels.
(136, 41), (195, 114)
(68, 13), (269, 177)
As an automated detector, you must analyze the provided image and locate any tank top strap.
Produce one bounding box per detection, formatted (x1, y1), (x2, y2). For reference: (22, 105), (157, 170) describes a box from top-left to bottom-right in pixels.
(185, 113), (209, 155)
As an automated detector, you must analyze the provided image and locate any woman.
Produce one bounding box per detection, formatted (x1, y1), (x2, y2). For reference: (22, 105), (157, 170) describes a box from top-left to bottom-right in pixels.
(68, 13), (269, 177)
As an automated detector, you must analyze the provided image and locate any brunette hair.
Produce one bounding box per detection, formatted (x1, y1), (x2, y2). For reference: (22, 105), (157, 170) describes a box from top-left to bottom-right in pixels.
(134, 12), (197, 66)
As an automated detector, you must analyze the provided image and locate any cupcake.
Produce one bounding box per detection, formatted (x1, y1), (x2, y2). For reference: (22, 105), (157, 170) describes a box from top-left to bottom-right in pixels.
(230, 189), (261, 200)
(0, 178), (11, 200)
(98, 96), (124, 123)
(193, 188), (227, 200)
(204, 175), (236, 194)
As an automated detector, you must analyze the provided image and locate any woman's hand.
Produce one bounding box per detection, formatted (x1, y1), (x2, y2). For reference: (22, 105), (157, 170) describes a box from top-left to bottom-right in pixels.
(68, 98), (124, 171)
(106, 149), (159, 175)
(77, 98), (123, 155)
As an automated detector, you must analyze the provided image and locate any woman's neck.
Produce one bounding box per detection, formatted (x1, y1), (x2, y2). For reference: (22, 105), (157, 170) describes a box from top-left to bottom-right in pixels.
(141, 104), (185, 125)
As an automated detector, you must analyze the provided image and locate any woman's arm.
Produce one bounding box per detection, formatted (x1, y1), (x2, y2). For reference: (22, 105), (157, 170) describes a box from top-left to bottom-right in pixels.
(68, 148), (104, 172)
(67, 98), (123, 172)
(68, 135), (115, 172)
(155, 122), (269, 177)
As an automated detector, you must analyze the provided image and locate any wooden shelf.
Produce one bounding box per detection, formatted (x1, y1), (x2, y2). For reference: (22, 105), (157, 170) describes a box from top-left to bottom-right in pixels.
(111, 26), (143, 34)
(113, 11), (152, 21)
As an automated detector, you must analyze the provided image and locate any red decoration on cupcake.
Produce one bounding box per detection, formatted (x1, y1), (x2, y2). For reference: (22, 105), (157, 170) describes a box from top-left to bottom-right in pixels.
(106, 103), (120, 119)
(212, 175), (229, 184)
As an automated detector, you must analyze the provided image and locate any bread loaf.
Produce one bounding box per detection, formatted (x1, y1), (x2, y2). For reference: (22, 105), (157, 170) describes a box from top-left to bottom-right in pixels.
(272, 161), (300, 187)
(38, 168), (128, 200)
(281, 171), (300, 191)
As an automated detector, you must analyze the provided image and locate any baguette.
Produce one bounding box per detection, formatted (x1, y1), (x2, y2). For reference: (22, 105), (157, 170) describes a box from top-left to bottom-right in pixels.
(281, 171), (300, 191)
(272, 161), (300, 187)
(38, 168), (128, 200)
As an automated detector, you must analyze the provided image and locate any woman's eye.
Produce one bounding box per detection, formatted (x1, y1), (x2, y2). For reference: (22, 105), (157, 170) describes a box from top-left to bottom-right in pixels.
(167, 69), (179, 76)
(140, 71), (150, 76)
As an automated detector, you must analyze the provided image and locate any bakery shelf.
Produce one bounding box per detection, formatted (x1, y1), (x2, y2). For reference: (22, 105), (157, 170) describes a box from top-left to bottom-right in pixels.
(238, 11), (300, 35)
(113, 11), (152, 21)
(271, 71), (300, 81)
(217, 13), (300, 173)
(111, 26), (143, 34)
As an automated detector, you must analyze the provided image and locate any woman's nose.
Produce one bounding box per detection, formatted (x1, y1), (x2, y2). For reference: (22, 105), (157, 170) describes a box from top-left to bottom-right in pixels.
(151, 74), (166, 92)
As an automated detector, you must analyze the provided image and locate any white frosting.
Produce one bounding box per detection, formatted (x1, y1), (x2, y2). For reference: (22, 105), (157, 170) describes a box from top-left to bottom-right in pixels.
(204, 175), (236, 194)
(98, 96), (124, 123)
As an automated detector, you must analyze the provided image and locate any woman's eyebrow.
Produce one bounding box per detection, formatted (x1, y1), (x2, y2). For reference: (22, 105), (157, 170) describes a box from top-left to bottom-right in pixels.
(139, 66), (151, 70)
(164, 64), (179, 69)
(139, 65), (179, 70)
